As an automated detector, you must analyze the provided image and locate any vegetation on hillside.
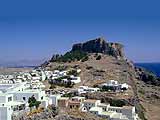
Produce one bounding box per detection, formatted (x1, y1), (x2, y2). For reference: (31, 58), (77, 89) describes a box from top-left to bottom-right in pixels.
(96, 55), (102, 60)
(67, 69), (80, 76)
(137, 67), (160, 86)
(50, 50), (88, 63)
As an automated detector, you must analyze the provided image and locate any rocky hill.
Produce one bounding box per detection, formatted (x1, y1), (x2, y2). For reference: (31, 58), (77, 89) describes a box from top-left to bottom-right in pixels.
(42, 37), (160, 120)
(72, 37), (124, 59)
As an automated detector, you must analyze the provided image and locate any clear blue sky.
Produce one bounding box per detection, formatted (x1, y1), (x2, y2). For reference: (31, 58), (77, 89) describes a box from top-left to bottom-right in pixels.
(0, 0), (160, 64)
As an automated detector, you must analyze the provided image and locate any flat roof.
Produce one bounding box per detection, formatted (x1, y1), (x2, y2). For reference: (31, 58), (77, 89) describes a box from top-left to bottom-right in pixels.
(109, 105), (134, 110)
(122, 106), (134, 109)
(83, 99), (100, 103)
(58, 97), (69, 100)
(100, 111), (115, 116)
(89, 106), (102, 111)
(72, 96), (85, 99)
(10, 89), (44, 94)
(0, 101), (25, 106)
(0, 93), (13, 96)
(68, 100), (80, 104)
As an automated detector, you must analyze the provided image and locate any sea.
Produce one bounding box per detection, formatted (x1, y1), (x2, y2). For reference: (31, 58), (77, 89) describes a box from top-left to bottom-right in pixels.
(135, 63), (160, 77)
(0, 63), (160, 77)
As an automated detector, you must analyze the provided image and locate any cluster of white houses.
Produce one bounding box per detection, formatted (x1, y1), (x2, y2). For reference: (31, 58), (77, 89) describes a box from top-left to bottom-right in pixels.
(0, 68), (82, 120)
(0, 68), (139, 120)
(50, 70), (81, 84)
(0, 80), (53, 120)
(50, 94), (140, 120)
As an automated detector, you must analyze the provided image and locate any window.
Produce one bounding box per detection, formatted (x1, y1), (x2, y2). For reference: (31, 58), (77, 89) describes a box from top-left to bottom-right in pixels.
(8, 97), (12, 102)
(23, 97), (26, 101)
(41, 96), (43, 100)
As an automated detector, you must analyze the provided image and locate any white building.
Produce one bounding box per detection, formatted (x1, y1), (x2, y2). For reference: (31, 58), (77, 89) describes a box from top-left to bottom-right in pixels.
(88, 102), (139, 120)
(101, 80), (129, 91)
(0, 106), (12, 120)
(81, 99), (101, 111)
(29, 80), (45, 89)
(49, 94), (61, 106)
(0, 93), (25, 120)
(41, 71), (47, 81)
(70, 76), (81, 84)
(78, 86), (100, 94)
(0, 82), (28, 93)
(8, 89), (51, 108)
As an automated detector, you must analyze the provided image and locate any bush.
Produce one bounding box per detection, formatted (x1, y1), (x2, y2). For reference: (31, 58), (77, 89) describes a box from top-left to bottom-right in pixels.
(67, 70), (79, 76)
(101, 86), (115, 92)
(62, 92), (74, 98)
(140, 71), (160, 86)
(138, 89), (145, 95)
(54, 65), (68, 71)
(86, 66), (93, 70)
(51, 50), (88, 63)
(28, 95), (41, 111)
(50, 84), (56, 89)
(110, 99), (126, 107)
(81, 56), (89, 62)
(96, 55), (102, 60)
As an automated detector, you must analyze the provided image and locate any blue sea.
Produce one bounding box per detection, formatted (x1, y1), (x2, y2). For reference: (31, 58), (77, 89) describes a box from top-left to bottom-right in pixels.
(135, 63), (160, 77)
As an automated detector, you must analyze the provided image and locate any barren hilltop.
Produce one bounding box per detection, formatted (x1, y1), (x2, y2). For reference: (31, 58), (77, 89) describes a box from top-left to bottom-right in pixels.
(42, 37), (160, 120)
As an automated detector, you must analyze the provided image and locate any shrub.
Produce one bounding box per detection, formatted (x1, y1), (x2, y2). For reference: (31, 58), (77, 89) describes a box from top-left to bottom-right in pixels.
(68, 70), (79, 76)
(101, 86), (115, 92)
(62, 93), (74, 98)
(28, 95), (41, 111)
(86, 66), (93, 70)
(110, 99), (126, 107)
(81, 56), (89, 62)
(50, 84), (56, 89)
(96, 55), (102, 60)
(51, 50), (88, 63)
(138, 89), (145, 95)
(54, 65), (68, 71)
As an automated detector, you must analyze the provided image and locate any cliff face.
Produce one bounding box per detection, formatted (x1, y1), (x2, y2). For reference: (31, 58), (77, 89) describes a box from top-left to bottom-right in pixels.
(72, 37), (124, 59)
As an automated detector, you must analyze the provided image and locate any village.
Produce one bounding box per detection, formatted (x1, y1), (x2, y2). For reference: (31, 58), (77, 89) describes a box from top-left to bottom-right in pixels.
(0, 67), (140, 120)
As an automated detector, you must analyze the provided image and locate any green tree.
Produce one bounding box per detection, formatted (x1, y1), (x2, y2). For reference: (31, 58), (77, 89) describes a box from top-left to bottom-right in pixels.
(34, 101), (41, 109)
(28, 95), (41, 111)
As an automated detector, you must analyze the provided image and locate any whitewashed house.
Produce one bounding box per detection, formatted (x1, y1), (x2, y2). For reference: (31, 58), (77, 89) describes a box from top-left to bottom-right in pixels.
(0, 93), (25, 120)
(78, 86), (100, 94)
(0, 82), (28, 93)
(88, 102), (139, 120)
(101, 80), (129, 91)
(41, 71), (47, 81)
(49, 94), (61, 106)
(81, 99), (101, 111)
(0, 105), (12, 120)
(70, 75), (81, 84)
(8, 89), (51, 108)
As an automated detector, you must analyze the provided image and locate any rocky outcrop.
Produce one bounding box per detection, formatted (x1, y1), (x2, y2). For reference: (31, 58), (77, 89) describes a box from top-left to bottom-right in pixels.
(72, 37), (125, 59)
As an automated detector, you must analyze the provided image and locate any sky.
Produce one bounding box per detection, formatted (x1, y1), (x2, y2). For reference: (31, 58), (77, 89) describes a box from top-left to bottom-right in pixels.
(0, 0), (160, 65)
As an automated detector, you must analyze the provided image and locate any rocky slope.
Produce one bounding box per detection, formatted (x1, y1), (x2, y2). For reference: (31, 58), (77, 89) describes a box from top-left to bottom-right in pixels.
(42, 37), (160, 120)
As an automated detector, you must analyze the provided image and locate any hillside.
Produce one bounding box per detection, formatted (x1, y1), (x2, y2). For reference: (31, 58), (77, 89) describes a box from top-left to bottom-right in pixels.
(42, 37), (160, 120)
